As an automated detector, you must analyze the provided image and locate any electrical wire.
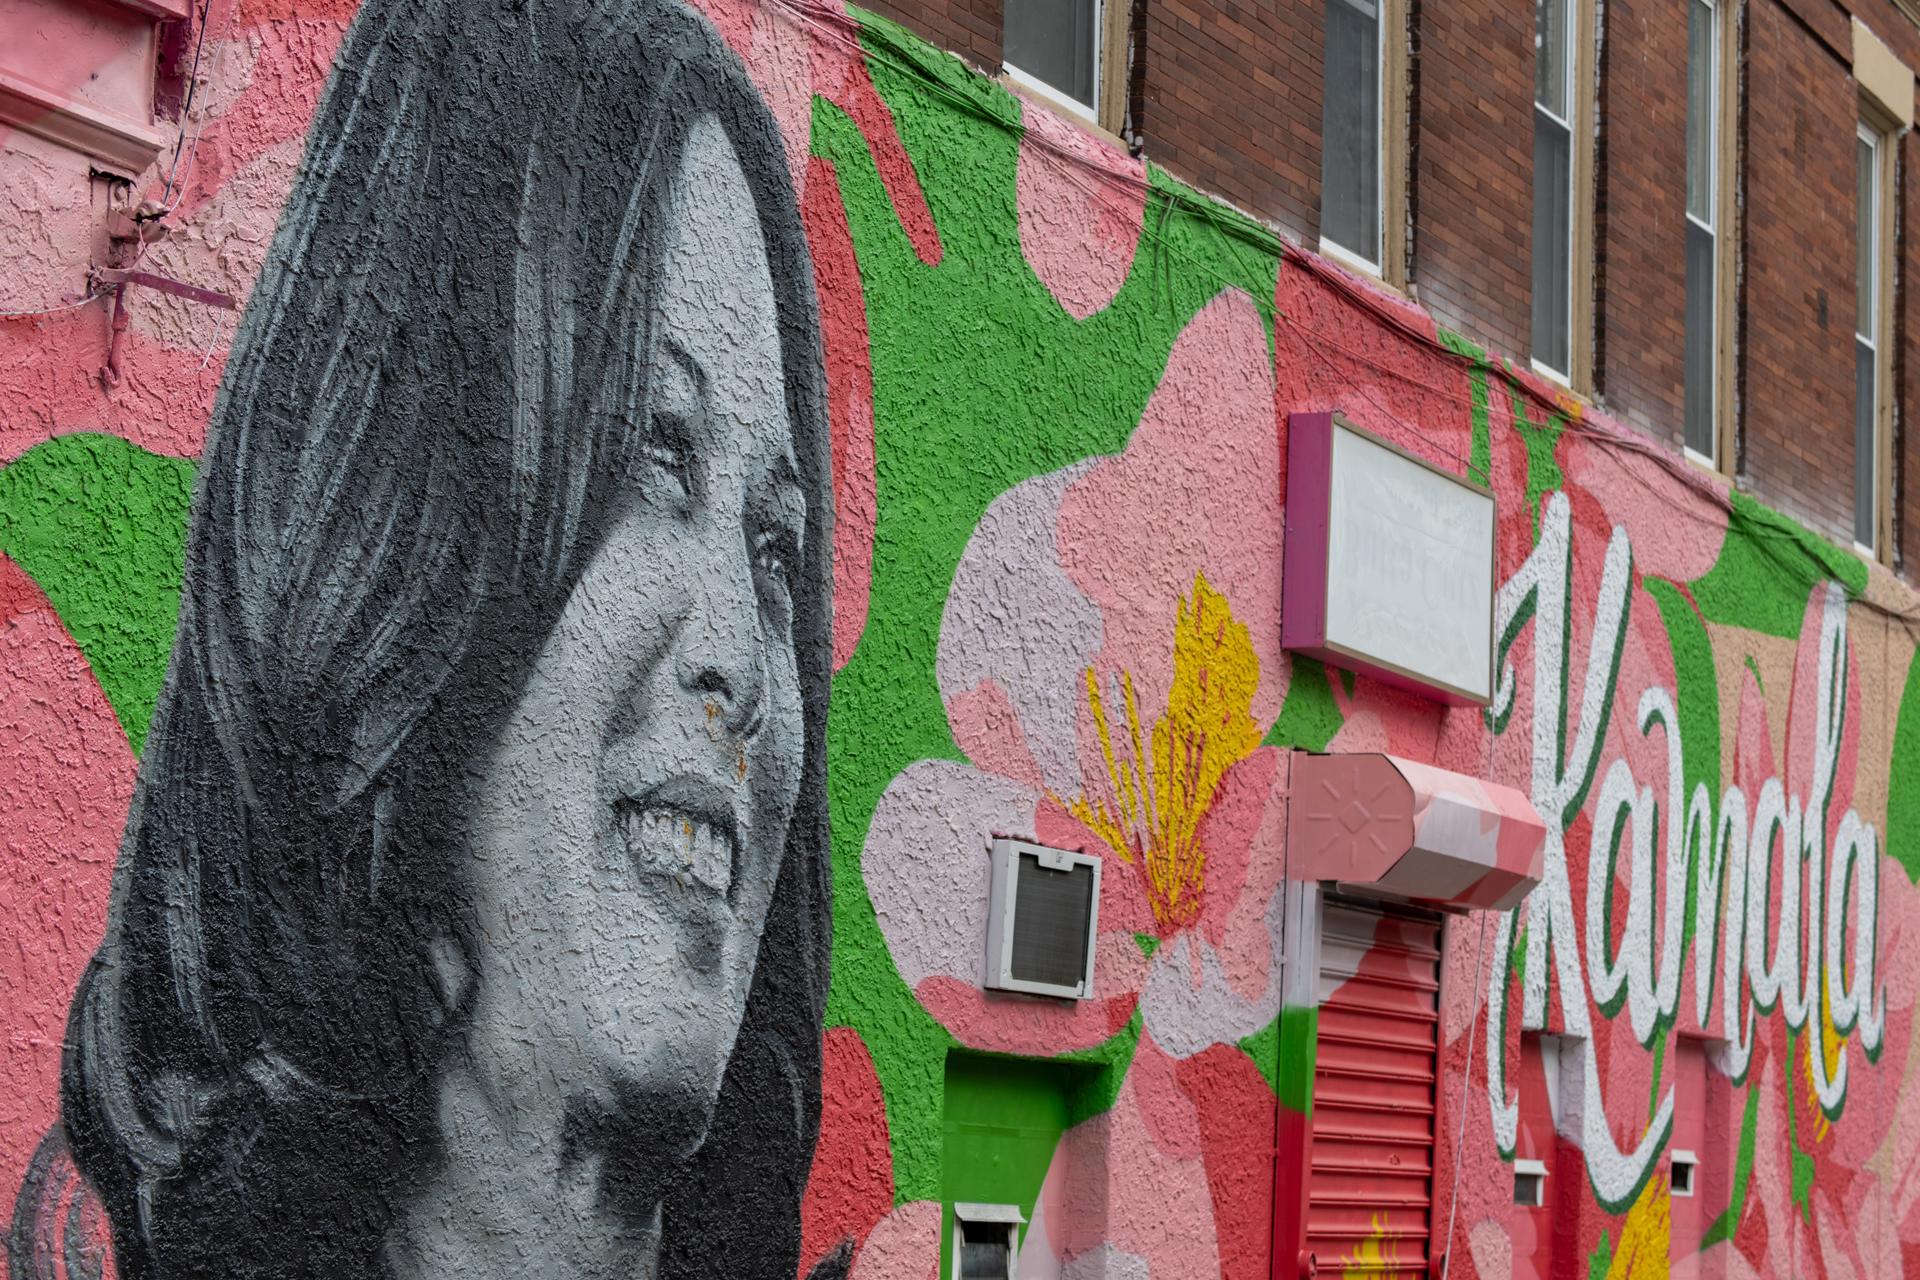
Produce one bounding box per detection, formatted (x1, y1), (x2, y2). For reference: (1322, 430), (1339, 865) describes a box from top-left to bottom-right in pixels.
(6, 0), (1916, 638)
(0, 290), (114, 321)
(773, 0), (1920, 636)
(158, 0), (240, 217)
(158, 0), (219, 209)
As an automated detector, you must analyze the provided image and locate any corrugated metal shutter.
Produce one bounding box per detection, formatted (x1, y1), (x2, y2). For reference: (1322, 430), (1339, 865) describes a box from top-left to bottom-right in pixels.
(1307, 897), (1442, 1279)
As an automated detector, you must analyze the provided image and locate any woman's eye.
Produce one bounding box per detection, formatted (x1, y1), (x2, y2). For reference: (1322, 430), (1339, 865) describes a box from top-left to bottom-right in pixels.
(636, 416), (693, 495)
(753, 528), (800, 595)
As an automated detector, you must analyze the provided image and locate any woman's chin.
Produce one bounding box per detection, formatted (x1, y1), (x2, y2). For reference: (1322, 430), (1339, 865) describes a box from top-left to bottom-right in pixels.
(554, 1061), (722, 1204)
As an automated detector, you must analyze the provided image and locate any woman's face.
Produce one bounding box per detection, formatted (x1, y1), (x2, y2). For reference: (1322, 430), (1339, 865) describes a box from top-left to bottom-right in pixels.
(446, 114), (807, 1180)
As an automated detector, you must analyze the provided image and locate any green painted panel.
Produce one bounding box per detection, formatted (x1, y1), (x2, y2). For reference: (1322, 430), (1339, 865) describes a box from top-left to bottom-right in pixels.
(941, 1054), (1081, 1277)
(1887, 643), (1920, 883)
(1690, 490), (1868, 638)
(0, 434), (194, 756)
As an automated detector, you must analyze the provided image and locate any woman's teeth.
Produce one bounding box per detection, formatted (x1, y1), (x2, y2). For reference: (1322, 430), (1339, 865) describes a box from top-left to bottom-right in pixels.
(619, 805), (734, 894)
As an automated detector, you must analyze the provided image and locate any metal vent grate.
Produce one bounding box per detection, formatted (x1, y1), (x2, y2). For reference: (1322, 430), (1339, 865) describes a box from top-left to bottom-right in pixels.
(1008, 851), (1096, 988)
(985, 838), (1101, 999)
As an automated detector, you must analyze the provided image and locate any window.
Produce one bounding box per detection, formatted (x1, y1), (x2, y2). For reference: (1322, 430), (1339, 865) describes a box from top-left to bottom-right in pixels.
(1003, 0), (1120, 129)
(1513, 1158), (1549, 1207)
(1321, 0), (1407, 281)
(1532, 0), (1579, 381)
(952, 1205), (1023, 1280)
(1684, 0), (1732, 468)
(1855, 121), (1891, 555)
(1670, 1149), (1698, 1197)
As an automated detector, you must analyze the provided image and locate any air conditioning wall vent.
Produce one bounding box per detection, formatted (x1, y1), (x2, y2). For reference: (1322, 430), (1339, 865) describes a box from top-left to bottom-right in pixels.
(984, 838), (1101, 1000)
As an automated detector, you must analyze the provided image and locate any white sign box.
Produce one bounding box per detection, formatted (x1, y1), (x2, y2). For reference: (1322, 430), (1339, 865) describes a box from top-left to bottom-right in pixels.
(1282, 412), (1495, 704)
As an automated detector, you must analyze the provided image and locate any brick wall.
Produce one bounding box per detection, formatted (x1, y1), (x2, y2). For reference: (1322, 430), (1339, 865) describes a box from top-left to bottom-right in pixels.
(1741, 0), (1859, 546)
(861, 0), (1001, 74)
(1408, 0), (1535, 363)
(1590, 0), (1689, 446)
(1135, 0), (1321, 242)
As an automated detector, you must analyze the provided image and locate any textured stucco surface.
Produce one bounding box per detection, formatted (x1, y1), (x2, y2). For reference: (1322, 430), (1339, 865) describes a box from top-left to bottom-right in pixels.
(3, 1), (1920, 1277)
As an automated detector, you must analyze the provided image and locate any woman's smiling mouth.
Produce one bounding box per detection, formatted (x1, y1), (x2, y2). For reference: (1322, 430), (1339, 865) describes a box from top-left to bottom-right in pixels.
(612, 777), (743, 897)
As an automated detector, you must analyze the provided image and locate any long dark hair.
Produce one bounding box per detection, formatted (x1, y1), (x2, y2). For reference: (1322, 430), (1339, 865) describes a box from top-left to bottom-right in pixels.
(44, 1), (833, 1276)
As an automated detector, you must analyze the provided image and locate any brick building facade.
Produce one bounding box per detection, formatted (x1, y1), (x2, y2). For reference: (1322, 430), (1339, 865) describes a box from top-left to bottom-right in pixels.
(872, 0), (1920, 568)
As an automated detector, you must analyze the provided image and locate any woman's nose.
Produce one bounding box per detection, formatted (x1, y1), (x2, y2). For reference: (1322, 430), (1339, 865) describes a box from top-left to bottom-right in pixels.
(676, 537), (766, 740)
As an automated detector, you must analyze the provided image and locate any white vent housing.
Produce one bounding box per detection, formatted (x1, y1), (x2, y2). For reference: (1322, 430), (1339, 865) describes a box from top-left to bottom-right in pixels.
(984, 838), (1101, 1000)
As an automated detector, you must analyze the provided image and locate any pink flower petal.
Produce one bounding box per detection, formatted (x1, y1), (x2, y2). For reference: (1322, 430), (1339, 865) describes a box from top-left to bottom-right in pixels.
(1042, 1051), (1220, 1275)
(849, 1200), (943, 1280)
(1563, 434), (1729, 584)
(917, 973), (1140, 1056)
(1140, 930), (1278, 1061)
(939, 464), (1104, 794)
(1015, 105), (1144, 320)
(863, 760), (1037, 991)
(0, 555), (134, 1229)
(1057, 289), (1285, 741)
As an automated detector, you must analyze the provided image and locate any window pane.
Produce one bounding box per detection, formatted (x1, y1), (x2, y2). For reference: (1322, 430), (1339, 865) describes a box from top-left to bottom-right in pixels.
(959, 1222), (1013, 1280)
(1532, 113), (1571, 374)
(1536, 0), (1568, 116)
(1856, 338), (1877, 548)
(1686, 0), (1714, 224)
(1322, 0), (1381, 262)
(1685, 219), (1715, 458)
(1005, 0), (1097, 109)
(1857, 135), (1877, 342)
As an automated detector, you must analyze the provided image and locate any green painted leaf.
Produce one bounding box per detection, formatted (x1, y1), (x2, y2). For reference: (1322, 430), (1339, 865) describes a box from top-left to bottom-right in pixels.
(1887, 645), (1920, 882)
(0, 434), (194, 755)
(1264, 656), (1343, 753)
(1691, 490), (1868, 638)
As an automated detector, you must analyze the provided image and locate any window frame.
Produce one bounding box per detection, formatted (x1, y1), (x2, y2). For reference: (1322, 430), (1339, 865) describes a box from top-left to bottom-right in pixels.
(1001, 0), (1129, 135)
(1533, 0), (1575, 382)
(1317, 0), (1410, 287)
(1529, 0), (1596, 390)
(1854, 116), (1896, 560)
(1670, 1149), (1699, 1198)
(1513, 1158), (1550, 1208)
(1683, 0), (1739, 475)
(950, 1203), (1025, 1280)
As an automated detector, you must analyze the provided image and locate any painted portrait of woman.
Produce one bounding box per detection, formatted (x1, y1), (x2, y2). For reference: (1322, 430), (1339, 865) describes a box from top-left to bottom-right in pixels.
(13, 0), (835, 1276)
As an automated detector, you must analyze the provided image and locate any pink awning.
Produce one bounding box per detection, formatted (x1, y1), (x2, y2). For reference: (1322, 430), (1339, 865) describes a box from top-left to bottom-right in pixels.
(1286, 752), (1545, 911)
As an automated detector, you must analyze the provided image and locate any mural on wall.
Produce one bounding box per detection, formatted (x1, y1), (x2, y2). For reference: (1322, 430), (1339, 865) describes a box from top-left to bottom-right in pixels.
(3, 1), (837, 1277)
(4, 0), (1920, 1278)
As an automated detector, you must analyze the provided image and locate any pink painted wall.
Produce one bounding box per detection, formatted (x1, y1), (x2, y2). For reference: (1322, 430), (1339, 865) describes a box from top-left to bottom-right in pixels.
(3, 1), (1918, 1277)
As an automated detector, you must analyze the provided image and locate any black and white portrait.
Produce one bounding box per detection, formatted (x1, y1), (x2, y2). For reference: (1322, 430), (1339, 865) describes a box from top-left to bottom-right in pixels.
(18, 1), (835, 1276)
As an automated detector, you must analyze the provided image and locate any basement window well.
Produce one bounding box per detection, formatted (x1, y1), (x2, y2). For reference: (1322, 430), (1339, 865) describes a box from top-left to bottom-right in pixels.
(952, 1204), (1024, 1280)
(1671, 1149), (1698, 1197)
(1513, 1159), (1548, 1207)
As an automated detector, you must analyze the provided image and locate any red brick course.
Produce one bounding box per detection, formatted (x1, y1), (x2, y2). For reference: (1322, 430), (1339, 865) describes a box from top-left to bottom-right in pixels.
(861, 0), (1002, 75)
(1590, 0), (1689, 445)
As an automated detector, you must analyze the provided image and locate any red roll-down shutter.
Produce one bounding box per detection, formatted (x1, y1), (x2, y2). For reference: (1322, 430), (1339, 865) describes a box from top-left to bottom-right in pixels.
(1306, 898), (1442, 1279)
